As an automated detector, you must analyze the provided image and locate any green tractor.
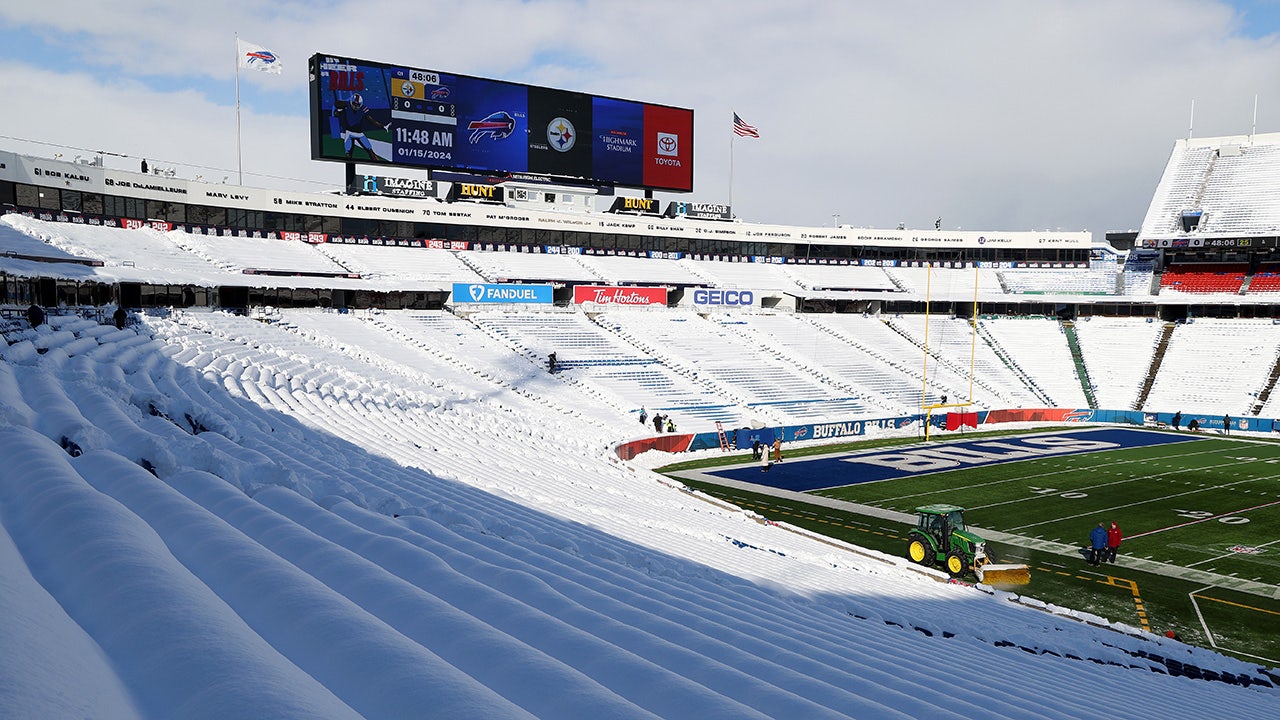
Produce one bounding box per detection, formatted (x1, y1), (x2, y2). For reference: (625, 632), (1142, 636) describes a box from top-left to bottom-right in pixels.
(905, 504), (1029, 585)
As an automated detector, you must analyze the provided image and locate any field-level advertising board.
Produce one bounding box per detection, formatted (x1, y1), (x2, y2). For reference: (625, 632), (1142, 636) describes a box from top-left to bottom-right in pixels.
(308, 53), (695, 192)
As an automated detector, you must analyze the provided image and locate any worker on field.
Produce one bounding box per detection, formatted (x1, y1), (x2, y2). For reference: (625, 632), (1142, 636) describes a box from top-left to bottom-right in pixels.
(1088, 522), (1108, 566)
(1106, 521), (1122, 563)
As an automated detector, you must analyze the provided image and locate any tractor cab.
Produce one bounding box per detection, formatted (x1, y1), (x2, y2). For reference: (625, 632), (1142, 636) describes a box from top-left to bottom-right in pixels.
(914, 504), (974, 553)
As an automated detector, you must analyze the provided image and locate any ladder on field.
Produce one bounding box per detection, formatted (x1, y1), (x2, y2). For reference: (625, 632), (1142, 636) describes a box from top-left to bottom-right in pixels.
(715, 421), (730, 452)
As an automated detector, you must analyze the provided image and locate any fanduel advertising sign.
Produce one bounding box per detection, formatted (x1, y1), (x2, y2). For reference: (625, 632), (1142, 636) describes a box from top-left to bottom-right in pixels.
(692, 288), (754, 307)
(573, 285), (668, 306)
(452, 283), (553, 304)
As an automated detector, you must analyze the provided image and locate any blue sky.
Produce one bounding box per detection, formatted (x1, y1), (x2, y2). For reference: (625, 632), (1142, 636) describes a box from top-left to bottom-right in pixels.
(3, 1), (1280, 236)
(1230, 0), (1280, 36)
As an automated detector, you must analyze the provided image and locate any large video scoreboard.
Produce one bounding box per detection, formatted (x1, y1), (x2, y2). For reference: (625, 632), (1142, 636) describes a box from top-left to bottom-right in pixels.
(309, 53), (694, 193)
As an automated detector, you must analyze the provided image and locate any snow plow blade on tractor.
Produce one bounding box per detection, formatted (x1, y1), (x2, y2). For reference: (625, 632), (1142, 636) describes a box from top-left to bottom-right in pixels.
(905, 504), (1030, 586)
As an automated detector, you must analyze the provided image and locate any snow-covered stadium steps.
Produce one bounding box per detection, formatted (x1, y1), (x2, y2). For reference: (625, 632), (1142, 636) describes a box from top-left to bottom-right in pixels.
(309, 448), (1198, 717)
(314, 243), (484, 285)
(82, 330), (952, 712)
(0, 324), (1152, 661)
(598, 311), (873, 424)
(147, 312), (1269, 702)
(473, 310), (748, 426)
(977, 317), (1088, 407)
(0, 432), (367, 720)
(281, 310), (640, 435)
(5, 309), (1277, 717)
(3, 215), (236, 283)
(89, 455), (537, 719)
(806, 315), (979, 406)
(255, 490), (859, 720)
(575, 254), (706, 286)
(163, 472), (677, 720)
(325, 502), (930, 718)
(463, 250), (603, 284)
(0, 457), (147, 718)
(885, 315), (1041, 408)
(161, 313), (457, 416)
(1070, 317), (1164, 410)
(153, 338), (626, 523)
(175, 368), (998, 717)
(166, 229), (352, 276)
(15, 333), (768, 712)
(714, 313), (913, 415)
(1143, 319), (1280, 415)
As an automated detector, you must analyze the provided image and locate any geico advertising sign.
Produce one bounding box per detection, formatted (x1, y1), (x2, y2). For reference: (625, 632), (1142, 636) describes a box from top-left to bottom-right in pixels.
(573, 285), (668, 306)
(692, 288), (755, 307)
(452, 283), (553, 304)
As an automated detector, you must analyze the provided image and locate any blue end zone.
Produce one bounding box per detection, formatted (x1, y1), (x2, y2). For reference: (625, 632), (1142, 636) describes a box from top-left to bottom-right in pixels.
(706, 428), (1203, 493)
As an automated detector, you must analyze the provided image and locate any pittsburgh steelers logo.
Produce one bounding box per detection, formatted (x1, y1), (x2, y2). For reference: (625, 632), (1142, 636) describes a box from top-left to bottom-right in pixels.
(401, 81), (415, 98)
(547, 117), (576, 152)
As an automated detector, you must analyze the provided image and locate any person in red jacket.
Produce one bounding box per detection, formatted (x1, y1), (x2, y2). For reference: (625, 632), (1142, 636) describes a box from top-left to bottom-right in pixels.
(1106, 521), (1123, 563)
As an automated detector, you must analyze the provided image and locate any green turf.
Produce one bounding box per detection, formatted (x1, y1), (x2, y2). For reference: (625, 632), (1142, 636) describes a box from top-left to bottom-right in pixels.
(814, 435), (1280, 587)
(663, 429), (1280, 666)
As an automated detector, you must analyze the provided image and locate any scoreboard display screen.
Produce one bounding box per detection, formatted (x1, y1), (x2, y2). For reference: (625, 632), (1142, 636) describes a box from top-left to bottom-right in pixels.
(309, 53), (694, 193)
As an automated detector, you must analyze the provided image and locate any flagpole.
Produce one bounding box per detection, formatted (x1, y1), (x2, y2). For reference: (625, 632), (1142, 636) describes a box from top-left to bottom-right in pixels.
(235, 33), (243, 185)
(728, 112), (735, 207)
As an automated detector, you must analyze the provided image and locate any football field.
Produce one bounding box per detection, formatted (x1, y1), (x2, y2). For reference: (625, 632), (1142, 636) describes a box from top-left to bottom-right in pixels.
(678, 427), (1280, 663)
(803, 428), (1280, 587)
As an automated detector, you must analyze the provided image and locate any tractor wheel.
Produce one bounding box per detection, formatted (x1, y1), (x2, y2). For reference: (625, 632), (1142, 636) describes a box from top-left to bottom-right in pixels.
(907, 535), (934, 566)
(945, 551), (968, 578)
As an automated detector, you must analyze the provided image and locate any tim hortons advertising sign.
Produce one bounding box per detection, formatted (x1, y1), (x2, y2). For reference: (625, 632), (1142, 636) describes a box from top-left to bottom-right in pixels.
(573, 285), (668, 306)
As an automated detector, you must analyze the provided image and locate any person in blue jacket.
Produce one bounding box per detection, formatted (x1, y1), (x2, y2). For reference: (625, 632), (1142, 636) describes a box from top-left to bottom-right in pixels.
(1088, 522), (1108, 566)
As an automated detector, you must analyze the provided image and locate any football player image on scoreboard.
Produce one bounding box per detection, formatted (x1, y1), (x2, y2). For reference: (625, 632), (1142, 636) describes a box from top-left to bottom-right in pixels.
(333, 92), (388, 162)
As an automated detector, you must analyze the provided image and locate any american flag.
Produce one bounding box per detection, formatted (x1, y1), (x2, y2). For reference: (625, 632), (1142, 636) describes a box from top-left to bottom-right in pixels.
(733, 113), (760, 138)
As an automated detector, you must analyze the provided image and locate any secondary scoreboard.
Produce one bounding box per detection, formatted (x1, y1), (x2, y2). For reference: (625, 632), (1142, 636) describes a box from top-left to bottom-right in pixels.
(309, 53), (694, 193)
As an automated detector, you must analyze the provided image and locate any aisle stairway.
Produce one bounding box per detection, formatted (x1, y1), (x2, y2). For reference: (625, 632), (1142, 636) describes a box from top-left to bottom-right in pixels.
(1133, 322), (1176, 410)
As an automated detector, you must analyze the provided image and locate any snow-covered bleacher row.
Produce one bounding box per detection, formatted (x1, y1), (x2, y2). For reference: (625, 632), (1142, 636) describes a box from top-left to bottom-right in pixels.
(4, 312), (1274, 717)
(8, 211), (1280, 423)
(0, 214), (1193, 300)
(1140, 132), (1280, 239)
(1144, 319), (1280, 416)
(14, 212), (1280, 302)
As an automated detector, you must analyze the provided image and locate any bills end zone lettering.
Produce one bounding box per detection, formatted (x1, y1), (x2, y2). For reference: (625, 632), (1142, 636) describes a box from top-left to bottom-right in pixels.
(849, 435), (1120, 474)
(841, 429), (1197, 483)
(705, 428), (1201, 494)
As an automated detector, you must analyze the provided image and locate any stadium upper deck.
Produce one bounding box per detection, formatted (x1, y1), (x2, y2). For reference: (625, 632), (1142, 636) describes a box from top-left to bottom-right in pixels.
(1, 137), (1279, 317)
(1140, 131), (1280, 246)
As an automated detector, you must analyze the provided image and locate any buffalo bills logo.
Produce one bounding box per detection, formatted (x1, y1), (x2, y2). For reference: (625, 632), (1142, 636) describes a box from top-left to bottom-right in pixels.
(468, 111), (516, 144)
(1063, 410), (1093, 422)
(792, 427), (809, 439)
(245, 51), (278, 67)
(432, 86), (450, 99)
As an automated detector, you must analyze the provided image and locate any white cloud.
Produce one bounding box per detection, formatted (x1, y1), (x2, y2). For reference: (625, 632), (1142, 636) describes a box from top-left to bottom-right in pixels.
(5, 0), (1280, 234)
